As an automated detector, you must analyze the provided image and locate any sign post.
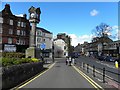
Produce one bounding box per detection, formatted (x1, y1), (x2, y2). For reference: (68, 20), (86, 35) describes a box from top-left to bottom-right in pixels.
(40, 43), (46, 63)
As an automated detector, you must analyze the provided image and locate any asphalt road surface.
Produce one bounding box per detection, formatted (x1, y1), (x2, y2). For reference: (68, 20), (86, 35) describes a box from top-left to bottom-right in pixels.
(18, 58), (100, 88)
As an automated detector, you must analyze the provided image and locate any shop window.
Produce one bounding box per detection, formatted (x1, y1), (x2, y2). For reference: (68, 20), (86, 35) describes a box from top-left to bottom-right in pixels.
(8, 38), (12, 44)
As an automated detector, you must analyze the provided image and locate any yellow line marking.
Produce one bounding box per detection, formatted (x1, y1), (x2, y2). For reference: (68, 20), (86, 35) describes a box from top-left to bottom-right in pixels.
(73, 65), (104, 90)
(17, 62), (56, 89)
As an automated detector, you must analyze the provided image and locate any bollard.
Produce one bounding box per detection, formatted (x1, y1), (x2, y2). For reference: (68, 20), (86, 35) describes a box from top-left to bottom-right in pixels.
(115, 61), (118, 69)
(93, 65), (95, 77)
(83, 62), (85, 70)
(87, 64), (89, 73)
(103, 68), (105, 83)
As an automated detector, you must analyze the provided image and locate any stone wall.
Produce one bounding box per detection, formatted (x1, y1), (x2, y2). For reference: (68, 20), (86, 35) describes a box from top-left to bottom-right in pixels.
(2, 62), (43, 89)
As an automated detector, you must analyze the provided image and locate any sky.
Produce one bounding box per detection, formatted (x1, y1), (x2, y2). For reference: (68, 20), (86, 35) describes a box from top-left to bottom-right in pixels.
(0, 1), (119, 46)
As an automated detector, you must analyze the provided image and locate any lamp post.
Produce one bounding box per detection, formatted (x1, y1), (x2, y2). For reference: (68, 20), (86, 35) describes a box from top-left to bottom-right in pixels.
(26, 6), (41, 58)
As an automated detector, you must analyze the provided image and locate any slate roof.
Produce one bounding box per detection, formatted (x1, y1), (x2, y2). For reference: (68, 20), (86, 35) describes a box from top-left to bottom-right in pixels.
(36, 27), (52, 34)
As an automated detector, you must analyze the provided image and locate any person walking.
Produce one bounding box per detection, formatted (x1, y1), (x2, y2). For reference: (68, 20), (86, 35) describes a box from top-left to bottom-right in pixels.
(69, 57), (72, 66)
(66, 56), (69, 65)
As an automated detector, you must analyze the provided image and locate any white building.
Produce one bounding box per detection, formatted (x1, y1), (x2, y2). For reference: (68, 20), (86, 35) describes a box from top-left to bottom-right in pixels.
(54, 39), (68, 58)
(36, 27), (53, 58)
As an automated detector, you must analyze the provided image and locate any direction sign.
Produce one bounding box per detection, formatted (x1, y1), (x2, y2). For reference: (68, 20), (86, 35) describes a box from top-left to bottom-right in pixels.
(40, 43), (46, 49)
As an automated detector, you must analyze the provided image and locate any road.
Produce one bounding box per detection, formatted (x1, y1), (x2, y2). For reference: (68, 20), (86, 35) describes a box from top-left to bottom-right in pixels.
(17, 58), (103, 89)
(75, 56), (120, 84)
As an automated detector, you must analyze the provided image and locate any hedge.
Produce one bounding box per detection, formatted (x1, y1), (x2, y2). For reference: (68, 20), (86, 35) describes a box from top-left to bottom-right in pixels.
(1, 57), (42, 67)
(2, 52), (25, 58)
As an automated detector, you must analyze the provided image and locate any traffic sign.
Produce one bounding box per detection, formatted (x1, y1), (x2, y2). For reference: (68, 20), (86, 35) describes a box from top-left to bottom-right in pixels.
(40, 43), (46, 49)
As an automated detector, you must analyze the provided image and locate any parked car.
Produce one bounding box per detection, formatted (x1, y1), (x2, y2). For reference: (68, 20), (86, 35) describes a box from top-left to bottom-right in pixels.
(104, 56), (115, 62)
(97, 56), (106, 61)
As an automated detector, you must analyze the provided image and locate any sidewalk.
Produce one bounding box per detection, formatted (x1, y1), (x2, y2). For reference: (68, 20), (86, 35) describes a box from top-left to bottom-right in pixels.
(43, 58), (53, 68)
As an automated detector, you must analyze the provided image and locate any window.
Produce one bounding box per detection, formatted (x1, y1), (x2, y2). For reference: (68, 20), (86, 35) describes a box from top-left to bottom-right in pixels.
(10, 19), (13, 25)
(0, 28), (2, 34)
(16, 39), (20, 44)
(0, 37), (2, 43)
(43, 33), (45, 36)
(17, 30), (20, 35)
(43, 38), (45, 42)
(17, 21), (21, 27)
(0, 17), (3, 23)
(23, 23), (26, 27)
(21, 22), (24, 27)
(23, 40), (25, 45)
(64, 46), (66, 50)
(9, 29), (13, 34)
(23, 31), (26, 36)
(37, 31), (42, 36)
(37, 38), (41, 43)
(64, 52), (66, 55)
(21, 30), (24, 36)
(8, 38), (12, 44)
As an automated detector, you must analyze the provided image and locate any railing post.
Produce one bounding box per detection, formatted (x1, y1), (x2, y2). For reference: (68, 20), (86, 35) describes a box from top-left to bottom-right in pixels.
(83, 62), (85, 70)
(103, 67), (105, 83)
(93, 65), (95, 77)
(87, 64), (89, 73)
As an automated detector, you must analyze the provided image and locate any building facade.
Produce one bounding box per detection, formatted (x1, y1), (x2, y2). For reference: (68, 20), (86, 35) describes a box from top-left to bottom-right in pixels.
(0, 4), (30, 52)
(54, 39), (68, 58)
(78, 37), (119, 57)
(36, 27), (53, 58)
(56, 33), (72, 56)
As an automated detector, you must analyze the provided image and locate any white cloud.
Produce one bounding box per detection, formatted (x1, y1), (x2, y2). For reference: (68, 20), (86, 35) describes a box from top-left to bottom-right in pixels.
(90, 9), (99, 16)
(112, 25), (119, 40)
(15, 14), (24, 17)
(68, 34), (93, 47)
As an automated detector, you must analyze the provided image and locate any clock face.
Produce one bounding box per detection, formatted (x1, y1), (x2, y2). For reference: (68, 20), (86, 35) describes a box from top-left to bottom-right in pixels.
(31, 13), (35, 18)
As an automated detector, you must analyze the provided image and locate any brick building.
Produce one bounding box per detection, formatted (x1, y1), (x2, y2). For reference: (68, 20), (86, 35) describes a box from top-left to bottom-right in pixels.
(0, 4), (30, 52)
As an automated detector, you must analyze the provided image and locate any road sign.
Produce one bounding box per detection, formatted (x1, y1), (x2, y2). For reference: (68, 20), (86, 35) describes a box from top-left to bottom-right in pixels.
(40, 43), (46, 49)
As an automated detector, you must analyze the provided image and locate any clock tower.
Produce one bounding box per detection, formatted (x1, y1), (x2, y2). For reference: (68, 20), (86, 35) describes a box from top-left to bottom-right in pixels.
(26, 6), (41, 58)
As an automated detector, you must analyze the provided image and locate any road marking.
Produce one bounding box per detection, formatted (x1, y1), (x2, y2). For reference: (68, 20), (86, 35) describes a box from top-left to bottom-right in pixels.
(73, 65), (104, 90)
(16, 62), (56, 89)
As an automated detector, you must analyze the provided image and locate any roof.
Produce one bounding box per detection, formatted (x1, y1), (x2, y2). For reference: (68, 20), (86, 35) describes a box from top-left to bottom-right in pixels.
(36, 27), (52, 34)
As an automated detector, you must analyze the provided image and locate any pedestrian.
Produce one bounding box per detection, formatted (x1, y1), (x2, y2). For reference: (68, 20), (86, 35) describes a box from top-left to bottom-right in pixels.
(69, 57), (72, 66)
(66, 57), (68, 65)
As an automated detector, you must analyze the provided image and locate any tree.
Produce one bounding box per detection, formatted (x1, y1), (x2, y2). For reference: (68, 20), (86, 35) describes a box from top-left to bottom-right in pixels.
(92, 23), (113, 55)
(92, 23), (112, 38)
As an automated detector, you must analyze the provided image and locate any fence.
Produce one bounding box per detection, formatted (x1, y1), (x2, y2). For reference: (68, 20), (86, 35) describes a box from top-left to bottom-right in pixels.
(76, 61), (120, 84)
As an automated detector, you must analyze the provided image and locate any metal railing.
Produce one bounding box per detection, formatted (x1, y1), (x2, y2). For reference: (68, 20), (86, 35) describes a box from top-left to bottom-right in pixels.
(76, 61), (120, 84)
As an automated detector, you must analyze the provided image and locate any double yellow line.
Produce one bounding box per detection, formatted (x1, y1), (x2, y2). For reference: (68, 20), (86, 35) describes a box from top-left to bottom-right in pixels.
(15, 62), (56, 89)
(73, 65), (104, 90)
